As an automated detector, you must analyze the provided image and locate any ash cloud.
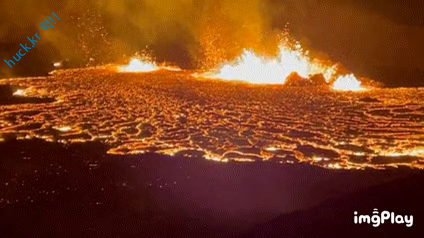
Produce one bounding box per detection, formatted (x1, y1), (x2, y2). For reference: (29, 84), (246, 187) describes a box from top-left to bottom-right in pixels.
(0, 0), (423, 86)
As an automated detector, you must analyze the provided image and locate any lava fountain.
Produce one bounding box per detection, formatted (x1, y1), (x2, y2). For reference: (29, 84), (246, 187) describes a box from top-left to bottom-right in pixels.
(198, 36), (367, 91)
(118, 58), (158, 73)
(332, 74), (366, 92)
(118, 57), (181, 73)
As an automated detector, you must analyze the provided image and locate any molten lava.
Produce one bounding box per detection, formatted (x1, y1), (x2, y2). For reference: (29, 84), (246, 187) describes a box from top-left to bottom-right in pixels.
(118, 57), (181, 73)
(198, 37), (367, 91)
(13, 89), (26, 96)
(118, 58), (159, 73)
(332, 74), (366, 92)
(1, 69), (422, 170)
(201, 43), (335, 85)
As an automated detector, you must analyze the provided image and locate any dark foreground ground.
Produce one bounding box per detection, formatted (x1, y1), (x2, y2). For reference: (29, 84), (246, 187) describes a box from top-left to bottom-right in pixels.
(0, 139), (423, 238)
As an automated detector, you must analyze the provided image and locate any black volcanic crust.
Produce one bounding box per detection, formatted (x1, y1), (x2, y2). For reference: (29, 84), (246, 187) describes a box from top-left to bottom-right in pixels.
(0, 139), (422, 237)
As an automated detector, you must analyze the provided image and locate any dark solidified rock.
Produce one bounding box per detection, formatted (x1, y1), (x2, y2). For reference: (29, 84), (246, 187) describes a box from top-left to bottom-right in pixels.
(285, 72), (310, 86)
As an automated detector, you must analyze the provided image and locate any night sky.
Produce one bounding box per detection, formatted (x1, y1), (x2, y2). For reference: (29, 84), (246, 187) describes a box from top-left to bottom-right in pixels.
(0, 0), (423, 86)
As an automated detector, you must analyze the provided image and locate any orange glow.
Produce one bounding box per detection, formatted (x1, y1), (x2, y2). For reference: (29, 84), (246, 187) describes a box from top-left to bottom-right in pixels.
(204, 154), (229, 163)
(377, 148), (424, 157)
(1, 69), (422, 170)
(118, 58), (159, 73)
(196, 36), (370, 91)
(55, 126), (72, 132)
(199, 43), (335, 85)
(118, 57), (181, 73)
(53, 62), (62, 68)
(327, 163), (342, 169)
(332, 74), (366, 92)
(13, 89), (26, 96)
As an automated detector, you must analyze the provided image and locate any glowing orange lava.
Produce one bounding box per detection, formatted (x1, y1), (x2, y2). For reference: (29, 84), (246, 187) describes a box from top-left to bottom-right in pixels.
(200, 43), (334, 85)
(198, 38), (367, 91)
(0, 69), (422, 170)
(13, 89), (26, 96)
(332, 74), (366, 92)
(118, 57), (181, 73)
(118, 58), (159, 73)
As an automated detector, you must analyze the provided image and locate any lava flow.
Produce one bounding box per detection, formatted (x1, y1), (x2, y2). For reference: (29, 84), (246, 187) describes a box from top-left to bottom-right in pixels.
(0, 69), (422, 170)
(0, 30), (421, 171)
